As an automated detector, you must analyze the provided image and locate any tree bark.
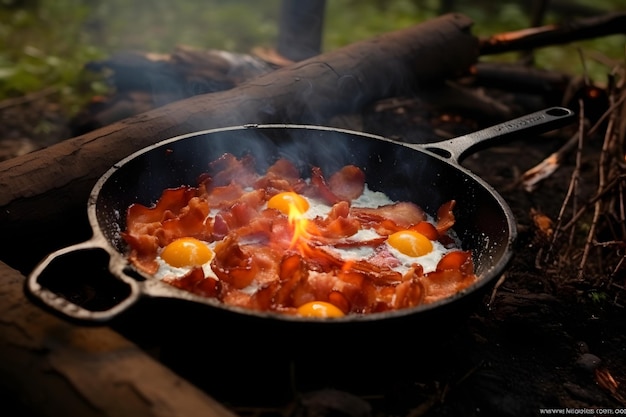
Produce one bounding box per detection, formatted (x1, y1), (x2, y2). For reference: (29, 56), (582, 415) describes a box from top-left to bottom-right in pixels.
(0, 261), (238, 417)
(0, 13), (478, 272)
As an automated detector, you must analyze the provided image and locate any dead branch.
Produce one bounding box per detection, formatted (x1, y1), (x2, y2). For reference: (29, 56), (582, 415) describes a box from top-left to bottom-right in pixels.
(479, 12), (626, 56)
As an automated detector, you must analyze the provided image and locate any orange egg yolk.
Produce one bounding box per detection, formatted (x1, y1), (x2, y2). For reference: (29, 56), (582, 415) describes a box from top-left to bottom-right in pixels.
(160, 237), (213, 268)
(387, 230), (433, 257)
(267, 191), (309, 215)
(297, 301), (345, 318)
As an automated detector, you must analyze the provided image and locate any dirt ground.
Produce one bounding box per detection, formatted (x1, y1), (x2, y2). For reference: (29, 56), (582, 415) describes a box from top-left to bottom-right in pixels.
(1, 79), (625, 417)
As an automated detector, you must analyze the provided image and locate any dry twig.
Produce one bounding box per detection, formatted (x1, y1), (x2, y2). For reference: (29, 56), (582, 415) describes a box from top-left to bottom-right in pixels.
(533, 53), (626, 299)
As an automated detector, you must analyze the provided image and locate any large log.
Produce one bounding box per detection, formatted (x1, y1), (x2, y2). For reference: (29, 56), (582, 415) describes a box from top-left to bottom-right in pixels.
(0, 261), (238, 417)
(0, 13), (478, 272)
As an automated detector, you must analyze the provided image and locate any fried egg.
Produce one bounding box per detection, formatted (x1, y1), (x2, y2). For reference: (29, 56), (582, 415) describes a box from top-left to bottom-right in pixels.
(266, 191), (336, 220)
(385, 236), (452, 274)
(330, 229), (453, 274)
(153, 237), (218, 281)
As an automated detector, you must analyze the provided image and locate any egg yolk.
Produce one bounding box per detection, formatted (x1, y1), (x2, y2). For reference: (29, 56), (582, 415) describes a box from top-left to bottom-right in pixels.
(387, 230), (433, 257)
(160, 237), (213, 268)
(297, 301), (345, 318)
(267, 191), (309, 215)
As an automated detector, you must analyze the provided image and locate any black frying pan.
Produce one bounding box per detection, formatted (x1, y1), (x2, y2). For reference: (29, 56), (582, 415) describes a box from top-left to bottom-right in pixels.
(26, 107), (574, 325)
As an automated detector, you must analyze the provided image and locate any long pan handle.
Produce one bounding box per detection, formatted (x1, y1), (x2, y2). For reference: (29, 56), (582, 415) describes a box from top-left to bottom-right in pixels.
(414, 106), (575, 163)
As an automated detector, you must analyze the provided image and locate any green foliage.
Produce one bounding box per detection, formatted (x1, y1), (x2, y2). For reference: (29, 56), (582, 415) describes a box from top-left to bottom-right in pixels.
(85, 0), (281, 53)
(588, 290), (609, 306)
(0, 0), (624, 113)
(0, 1), (106, 108)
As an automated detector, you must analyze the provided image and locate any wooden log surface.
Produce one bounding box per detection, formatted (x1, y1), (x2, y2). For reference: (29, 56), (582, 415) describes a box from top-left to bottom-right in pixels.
(0, 13), (478, 272)
(0, 261), (238, 417)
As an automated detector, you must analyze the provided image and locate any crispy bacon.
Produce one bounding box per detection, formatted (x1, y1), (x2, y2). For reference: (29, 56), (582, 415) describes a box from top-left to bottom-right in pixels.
(436, 200), (457, 234)
(124, 233), (159, 275)
(328, 165), (365, 201)
(409, 221), (440, 241)
(211, 236), (257, 289)
(201, 183), (246, 208)
(123, 186), (202, 271)
(392, 279), (425, 310)
(310, 201), (360, 239)
(212, 201), (264, 240)
(208, 153), (259, 188)
(420, 268), (476, 304)
(126, 186), (197, 231)
(211, 235), (282, 290)
(307, 164), (366, 205)
(159, 197), (211, 245)
(309, 166), (342, 205)
(164, 268), (220, 298)
(437, 250), (473, 274)
(123, 153), (477, 317)
(273, 253), (308, 307)
(351, 201), (427, 230)
(254, 158), (307, 194)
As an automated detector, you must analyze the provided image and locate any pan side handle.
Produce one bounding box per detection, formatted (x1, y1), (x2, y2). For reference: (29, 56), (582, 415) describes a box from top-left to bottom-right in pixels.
(26, 239), (141, 322)
(418, 106), (575, 163)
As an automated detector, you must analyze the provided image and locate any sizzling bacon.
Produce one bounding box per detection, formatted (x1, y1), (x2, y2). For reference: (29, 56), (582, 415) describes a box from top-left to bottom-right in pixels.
(310, 201), (360, 239)
(164, 268), (220, 298)
(351, 201), (427, 232)
(122, 152), (477, 316)
(208, 153), (259, 188)
(420, 269), (475, 304)
(328, 165), (365, 201)
(123, 186), (201, 273)
(212, 201), (264, 240)
(436, 200), (457, 234)
(125, 233), (159, 274)
(254, 158), (307, 195)
(309, 166), (342, 205)
(126, 186), (197, 230)
(160, 197), (212, 244)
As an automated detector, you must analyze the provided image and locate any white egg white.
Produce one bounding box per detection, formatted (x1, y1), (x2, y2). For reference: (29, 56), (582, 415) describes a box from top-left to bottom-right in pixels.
(352, 185), (395, 207)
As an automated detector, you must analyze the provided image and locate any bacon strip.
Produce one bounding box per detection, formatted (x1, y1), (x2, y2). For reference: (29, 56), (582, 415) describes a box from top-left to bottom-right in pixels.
(207, 153), (259, 188)
(436, 200), (456, 234)
(328, 165), (365, 201)
(351, 201), (427, 230)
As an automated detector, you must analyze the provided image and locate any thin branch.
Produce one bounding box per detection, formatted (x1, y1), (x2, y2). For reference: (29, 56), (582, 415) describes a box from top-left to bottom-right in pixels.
(543, 100), (585, 266)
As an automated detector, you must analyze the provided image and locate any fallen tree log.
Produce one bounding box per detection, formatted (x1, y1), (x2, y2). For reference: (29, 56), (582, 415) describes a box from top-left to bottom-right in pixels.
(0, 261), (238, 417)
(0, 13), (478, 272)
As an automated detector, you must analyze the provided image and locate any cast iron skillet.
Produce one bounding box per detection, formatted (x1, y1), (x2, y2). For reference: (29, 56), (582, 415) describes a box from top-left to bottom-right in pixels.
(27, 107), (574, 324)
